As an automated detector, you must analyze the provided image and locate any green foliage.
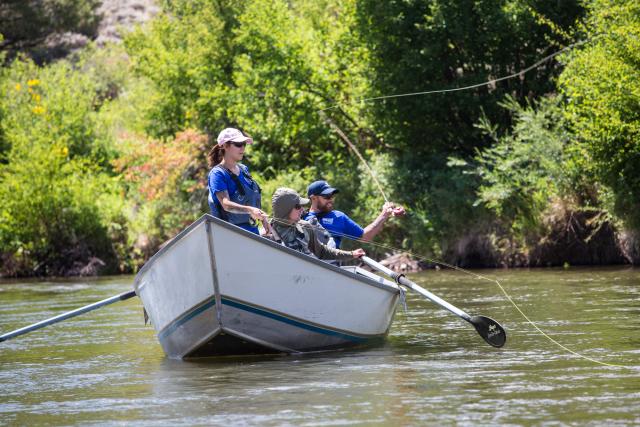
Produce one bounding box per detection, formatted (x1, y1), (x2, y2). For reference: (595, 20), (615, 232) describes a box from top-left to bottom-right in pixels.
(0, 0), (101, 63)
(0, 142), (119, 275)
(0, 55), (123, 275)
(354, 0), (584, 156)
(125, 0), (234, 137)
(455, 95), (571, 237)
(346, 0), (586, 256)
(125, 0), (375, 174)
(231, 0), (375, 172)
(113, 129), (210, 268)
(1, 0), (638, 275)
(559, 0), (640, 228)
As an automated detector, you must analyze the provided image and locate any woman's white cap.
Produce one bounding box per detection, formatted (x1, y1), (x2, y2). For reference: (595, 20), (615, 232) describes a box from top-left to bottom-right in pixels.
(217, 128), (253, 146)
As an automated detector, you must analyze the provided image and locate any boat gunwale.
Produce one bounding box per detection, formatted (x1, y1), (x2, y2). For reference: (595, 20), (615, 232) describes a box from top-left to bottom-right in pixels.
(133, 214), (400, 295)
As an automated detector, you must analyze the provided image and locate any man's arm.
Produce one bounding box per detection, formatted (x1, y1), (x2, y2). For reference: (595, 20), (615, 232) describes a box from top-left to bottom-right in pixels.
(361, 209), (392, 242)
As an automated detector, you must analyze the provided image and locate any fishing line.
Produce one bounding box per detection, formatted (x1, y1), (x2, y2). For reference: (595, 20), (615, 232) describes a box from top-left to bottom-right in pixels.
(320, 40), (589, 112)
(320, 112), (389, 203)
(265, 214), (632, 370)
(321, 40), (594, 208)
(309, 37), (634, 368)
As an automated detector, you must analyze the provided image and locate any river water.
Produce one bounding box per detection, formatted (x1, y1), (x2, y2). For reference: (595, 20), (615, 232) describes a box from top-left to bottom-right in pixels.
(1, 267), (639, 426)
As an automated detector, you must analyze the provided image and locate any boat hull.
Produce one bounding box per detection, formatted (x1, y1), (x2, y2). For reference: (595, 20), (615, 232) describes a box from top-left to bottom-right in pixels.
(134, 215), (400, 358)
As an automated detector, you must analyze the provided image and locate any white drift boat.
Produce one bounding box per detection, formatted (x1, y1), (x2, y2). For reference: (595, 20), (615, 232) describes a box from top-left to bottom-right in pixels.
(134, 215), (401, 358)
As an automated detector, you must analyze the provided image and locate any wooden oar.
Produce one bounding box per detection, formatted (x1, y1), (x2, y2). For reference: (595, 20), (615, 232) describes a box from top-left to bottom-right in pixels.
(362, 256), (506, 348)
(0, 290), (136, 343)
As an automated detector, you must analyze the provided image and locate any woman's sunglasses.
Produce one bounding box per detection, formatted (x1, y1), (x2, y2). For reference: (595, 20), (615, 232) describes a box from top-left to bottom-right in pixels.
(294, 204), (303, 210)
(230, 142), (247, 148)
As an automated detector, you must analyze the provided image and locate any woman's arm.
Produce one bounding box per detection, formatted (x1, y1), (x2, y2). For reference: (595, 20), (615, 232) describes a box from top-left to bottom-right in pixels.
(216, 191), (267, 222)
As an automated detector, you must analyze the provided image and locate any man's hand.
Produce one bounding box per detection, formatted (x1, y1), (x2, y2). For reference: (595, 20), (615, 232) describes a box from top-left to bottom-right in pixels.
(381, 202), (406, 218)
(381, 202), (395, 218)
(391, 205), (406, 217)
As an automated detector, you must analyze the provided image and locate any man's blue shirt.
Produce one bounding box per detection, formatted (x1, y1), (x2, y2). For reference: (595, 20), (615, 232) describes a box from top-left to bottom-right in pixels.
(302, 210), (364, 248)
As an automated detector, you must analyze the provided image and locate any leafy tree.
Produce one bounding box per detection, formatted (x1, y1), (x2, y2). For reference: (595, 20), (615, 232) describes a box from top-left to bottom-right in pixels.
(125, 0), (375, 171)
(559, 0), (640, 228)
(0, 0), (101, 63)
(355, 0), (584, 157)
(454, 96), (571, 236)
(349, 0), (585, 246)
(125, 0), (238, 138)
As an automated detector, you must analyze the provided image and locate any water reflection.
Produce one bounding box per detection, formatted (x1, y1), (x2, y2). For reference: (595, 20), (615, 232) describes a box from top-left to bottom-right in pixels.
(1, 268), (639, 425)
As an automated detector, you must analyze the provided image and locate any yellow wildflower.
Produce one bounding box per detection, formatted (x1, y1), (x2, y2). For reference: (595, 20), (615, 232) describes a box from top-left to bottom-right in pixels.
(62, 146), (69, 156)
(32, 93), (41, 103)
(32, 105), (46, 115)
(15, 83), (22, 91)
(27, 79), (40, 87)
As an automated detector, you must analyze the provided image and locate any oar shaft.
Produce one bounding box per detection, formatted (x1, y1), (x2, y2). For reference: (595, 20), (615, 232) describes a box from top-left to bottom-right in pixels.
(397, 277), (470, 320)
(361, 256), (506, 348)
(361, 256), (470, 320)
(0, 290), (136, 343)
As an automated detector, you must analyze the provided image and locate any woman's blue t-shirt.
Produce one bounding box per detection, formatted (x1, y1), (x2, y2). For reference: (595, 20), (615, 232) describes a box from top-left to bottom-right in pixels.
(302, 210), (364, 248)
(208, 164), (259, 235)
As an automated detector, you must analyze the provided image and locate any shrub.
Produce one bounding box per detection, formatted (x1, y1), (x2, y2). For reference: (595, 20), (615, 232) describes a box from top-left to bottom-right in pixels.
(559, 0), (640, 229)
(113, 129), (210, 269)
(0, 56), (121, 276)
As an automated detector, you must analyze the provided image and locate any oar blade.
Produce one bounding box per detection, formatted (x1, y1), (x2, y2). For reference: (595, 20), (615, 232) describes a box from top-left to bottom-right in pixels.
(470, 316), (506, 348)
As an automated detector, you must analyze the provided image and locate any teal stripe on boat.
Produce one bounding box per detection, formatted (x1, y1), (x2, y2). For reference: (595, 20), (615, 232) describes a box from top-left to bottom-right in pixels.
(157, 298), (216, 341)
(157, 296), (369, 343)
(221, 297), (366, 343)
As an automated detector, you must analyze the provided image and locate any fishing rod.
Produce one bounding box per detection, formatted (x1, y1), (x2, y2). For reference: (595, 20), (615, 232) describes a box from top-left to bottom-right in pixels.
(320, 112), (389, 203)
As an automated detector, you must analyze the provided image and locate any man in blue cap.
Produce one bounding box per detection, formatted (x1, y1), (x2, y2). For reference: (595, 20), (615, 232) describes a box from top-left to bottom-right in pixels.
(302, 180), (405, 249)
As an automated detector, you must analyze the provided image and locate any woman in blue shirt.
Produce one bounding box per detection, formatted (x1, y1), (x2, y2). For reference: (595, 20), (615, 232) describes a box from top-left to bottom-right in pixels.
(206, 127), (268, 234)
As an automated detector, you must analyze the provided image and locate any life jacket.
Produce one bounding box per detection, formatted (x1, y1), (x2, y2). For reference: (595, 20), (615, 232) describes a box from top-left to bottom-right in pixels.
(208, 164), (262, 227)
(269, 221), (317, 258)
(302, 214), (340, 266)
(305, 213), (336, 248)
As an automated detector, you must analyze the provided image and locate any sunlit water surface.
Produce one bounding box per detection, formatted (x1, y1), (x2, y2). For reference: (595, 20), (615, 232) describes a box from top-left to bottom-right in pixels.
(1, 267), (639, 426)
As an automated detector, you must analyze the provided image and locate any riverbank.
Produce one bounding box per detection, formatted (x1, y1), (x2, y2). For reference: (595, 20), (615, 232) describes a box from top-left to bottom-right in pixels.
(382, 207), (639, 273)
(2, 203), (638, 278)
(2, 1), (638, 279)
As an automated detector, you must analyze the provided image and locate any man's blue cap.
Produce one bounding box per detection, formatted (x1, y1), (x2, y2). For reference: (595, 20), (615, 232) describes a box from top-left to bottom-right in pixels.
(307, 180), (339, 197)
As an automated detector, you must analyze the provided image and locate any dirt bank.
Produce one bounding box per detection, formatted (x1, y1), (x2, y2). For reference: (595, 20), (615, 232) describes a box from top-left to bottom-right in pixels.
(383, 206), (638, 272)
